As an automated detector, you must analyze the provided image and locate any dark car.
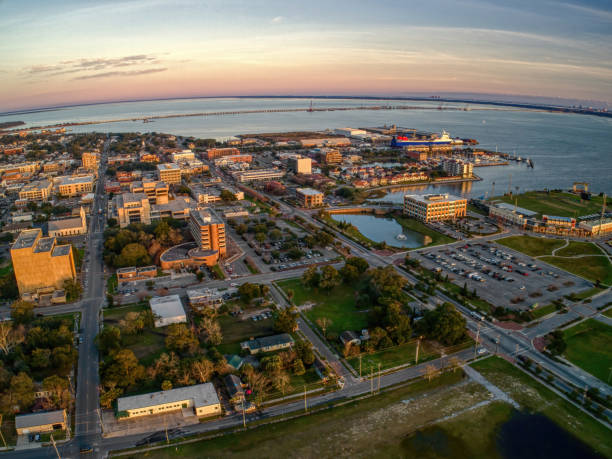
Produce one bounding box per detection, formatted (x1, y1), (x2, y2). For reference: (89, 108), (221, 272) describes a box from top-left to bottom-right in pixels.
(80, 444), (93, 454)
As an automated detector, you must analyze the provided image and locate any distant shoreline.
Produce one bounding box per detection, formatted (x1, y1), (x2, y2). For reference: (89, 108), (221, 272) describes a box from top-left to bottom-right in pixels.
(1, 95), (610, 119)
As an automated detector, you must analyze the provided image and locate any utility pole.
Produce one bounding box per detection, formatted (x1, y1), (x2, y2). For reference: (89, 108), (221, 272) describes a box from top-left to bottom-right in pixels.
(0, 415), (7, 449)
(473, 322), (481, 359)
(241, 398), (246, 428)
(96, 408), (104, 436)
(359, 355), (362, 378)
(415, 337), (422, 364)
(50, 434), (61, 459)
(370, 367), (373, 395)
(377, 363), (381, 393)
(164, 415), (169, 444)
(495, 336), (500, 355)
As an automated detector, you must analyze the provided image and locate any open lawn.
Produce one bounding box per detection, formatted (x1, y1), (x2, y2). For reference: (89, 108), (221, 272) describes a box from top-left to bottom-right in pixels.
(497, 235), (565, 257)
(217, 314), (274, 355)
(496, 191), (607, 218)
(123, 371), (476, 458)
(603, 308), (612, 319)
(562, 319), (612, 383)
(347, 340), (439, 373)
(556, 241), (605, 257)
(540, 255), (612, 285)
(103, 303), (149, 322)
(277, 278), (368, 335)
(530, 303), (557, 319)
(471, 356), (612, 458)
(394, 215), (456, 247)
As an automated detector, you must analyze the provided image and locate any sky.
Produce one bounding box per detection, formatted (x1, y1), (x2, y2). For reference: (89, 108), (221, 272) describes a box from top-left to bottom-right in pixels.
(1, 0), (611, 111)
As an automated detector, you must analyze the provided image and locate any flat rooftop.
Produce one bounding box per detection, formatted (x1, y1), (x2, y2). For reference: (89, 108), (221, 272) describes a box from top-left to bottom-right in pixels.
(117, 383), (219, 412)
(149, 294), (185, 319)
(58, 175), (94, 185)
(52, 244), (71, 257)
(404, 193), (466, 204)
(190, 208), (222, 226)
(21, 180), (51, 191)
(157, 163), (180, 171)
(12, 228), (42, 249)
(494, 202), (538, 217)
(296, 188), (323, 196)
(15, 410), (65, 429)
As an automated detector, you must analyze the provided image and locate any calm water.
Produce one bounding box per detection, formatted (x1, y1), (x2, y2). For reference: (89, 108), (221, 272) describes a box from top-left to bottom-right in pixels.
(402, 412), (603, 459)
(330, 213), (424, 248)
(2, 97), (611, 196)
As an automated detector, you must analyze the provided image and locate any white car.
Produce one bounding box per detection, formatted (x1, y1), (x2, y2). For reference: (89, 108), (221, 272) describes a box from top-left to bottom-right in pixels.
(230, 282), (238, 287)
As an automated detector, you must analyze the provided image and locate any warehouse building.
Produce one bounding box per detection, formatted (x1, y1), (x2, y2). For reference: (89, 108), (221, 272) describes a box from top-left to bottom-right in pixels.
(149, 295), (187, 328)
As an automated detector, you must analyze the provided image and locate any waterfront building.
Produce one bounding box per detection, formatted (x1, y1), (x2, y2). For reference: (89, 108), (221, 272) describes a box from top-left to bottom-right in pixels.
(334, 128), (367, 137)
(157, 163), (182, 184)
(149, 295), (186, 328)
(114, 192), (151, 227)
(130, 179), (169, 205)
(10, 229), (76, 295)
(288, 156), (312, 174)
(403, 194), (467, 222)
(579, 218), (612, 236)
(189, 208), (226, 257)
(57, 175), (94, 197)
(205, 147), (240, 160)
(48, 206), (87, 237)
(296, 188), (324, 208)
(299, 138), (351, 148)
(232, 168), (285, 183)
(18, 180), (53, 201)
(116, 383), (221, 419)
(442, 158), (473, 178)
(488, 205), (527, 228)
(542, 215), (576, 229)
(81, 152), (100, 170)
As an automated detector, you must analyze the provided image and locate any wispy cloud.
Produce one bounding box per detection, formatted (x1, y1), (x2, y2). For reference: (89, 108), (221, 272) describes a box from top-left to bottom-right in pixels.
(73, 67), (168, 80)
(25, 54), (162, 78)
(271, 16), (284, 23)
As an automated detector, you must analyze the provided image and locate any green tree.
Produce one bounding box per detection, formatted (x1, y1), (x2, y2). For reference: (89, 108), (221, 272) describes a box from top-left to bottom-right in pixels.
(220, 189), (237, 202)
(161, 380), (173, 391)
(96, 326), (121, 355)
(319, 265), (340, 290)
(546, 330), (567, 355)
(165, 323), (199, 354)
(238, 283), (262, 302)
(30, 348), (52, 369)
(292, 358), (306, 375)
(295, 341), (315, 365)
(114, 243), (151, 268)
(101, 349), (145, 389)
(10, 372), (36, 411)
(417, 303), (466, 346)
(10, 300), (35, 324)
(63, 279), (83, 302)
(42, 375), (71, 409)
(274, 308), (297, 333)
(346, 257), (369, 274)
(339, 264), (360, 284)
(255, 232), (266, 243)
(302, 266), (320, 289)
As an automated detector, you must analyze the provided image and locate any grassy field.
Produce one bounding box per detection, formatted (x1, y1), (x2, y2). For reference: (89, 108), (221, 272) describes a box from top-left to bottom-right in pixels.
(394, 215), (456, 247)
(603, 308), (612, 318)
(496, 191), (607, 218)
(562, 319), (612, 383)
(347, 340), (439, 373)
(556, 241), (605, 257)
(471, 356), (612, 458)
(322, 213), (378, 247)
(497, 235), (565, 257)
(574, 286), (606, 300)
(277, 278), (368, 335)
(217, 314), (275, 355)
(540, 255), (612, 285)
(530, 303), (557, 319)
(124, 371), (478, 458)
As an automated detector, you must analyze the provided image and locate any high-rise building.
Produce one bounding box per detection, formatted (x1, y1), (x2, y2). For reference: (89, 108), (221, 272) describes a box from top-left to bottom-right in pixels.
(288, 156), (312, 174)
(442, 158), (473, 178)
(114, 193), (151, 227)
(320, 149), (343, 165)
(189, 209), (226, 257)
(10, 229), (76, 295)
(403, 194), (467, 222)
(130, 179), (169, 205)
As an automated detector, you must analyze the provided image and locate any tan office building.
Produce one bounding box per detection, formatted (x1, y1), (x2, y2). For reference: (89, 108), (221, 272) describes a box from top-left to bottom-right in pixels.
(19, 180), (53, 201)
(157, 163), (182, 184)
(57, 175), (94, 197)
(114, 192), (151, 227)
(116, 383), (221, 419)
(288, 156), (312, 174)
(403, 194), (467, 222)
(10, 229), (76, 295)
(296, 188), (324, 208)
(189, 209), (226, 257)
(81, 152), (100, 170)
(130, 179), (169, 205)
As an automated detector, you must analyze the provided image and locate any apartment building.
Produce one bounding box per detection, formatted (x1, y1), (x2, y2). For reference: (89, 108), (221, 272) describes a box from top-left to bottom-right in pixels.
(157, 163), (182, 184)
(403, 193), (467, 222)
(232, 168), (285, 183)
(57, 175), (94, 197)
(189, 208), (226, 257)
(10, 229), (76, 295)
(81, 152), (100, 170)
(114, 192), (151, 227)
(296, 188), (324, 208)
(442, 158), (473, 178)
(319, 149), (343, 165)
(288, 156), (312, 174)
(18, 180), (53, 201)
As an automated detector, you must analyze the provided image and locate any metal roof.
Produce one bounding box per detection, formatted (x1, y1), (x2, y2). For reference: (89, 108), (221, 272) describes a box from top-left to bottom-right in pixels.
(117, 383), (219, 412)
(15, 410), (65, 429)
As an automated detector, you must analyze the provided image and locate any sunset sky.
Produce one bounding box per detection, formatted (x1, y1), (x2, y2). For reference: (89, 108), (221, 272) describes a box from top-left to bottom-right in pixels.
(1, 0), (611, 111)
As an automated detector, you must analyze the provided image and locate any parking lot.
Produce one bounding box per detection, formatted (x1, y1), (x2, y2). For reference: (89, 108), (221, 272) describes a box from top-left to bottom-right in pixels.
(415, 241), (592, 311)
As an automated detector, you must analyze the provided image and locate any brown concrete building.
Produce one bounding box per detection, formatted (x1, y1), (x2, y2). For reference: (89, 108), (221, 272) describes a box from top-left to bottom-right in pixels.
(18, 180), (53, 201)
(205, 147), (240, 160)
(81, 152), (100, 170)
(10, 229), (76, 296)
(114, 192), (151, 227)
(296, 188), (324, 208)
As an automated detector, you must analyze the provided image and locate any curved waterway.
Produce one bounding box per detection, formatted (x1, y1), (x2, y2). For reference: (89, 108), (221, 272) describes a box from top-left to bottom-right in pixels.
(330, 213), (424, 248)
